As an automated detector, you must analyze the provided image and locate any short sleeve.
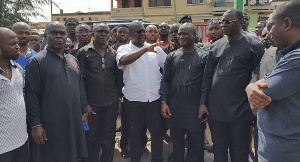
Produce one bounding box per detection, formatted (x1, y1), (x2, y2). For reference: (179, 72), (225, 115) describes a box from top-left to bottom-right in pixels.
(116, 45), (128, 69)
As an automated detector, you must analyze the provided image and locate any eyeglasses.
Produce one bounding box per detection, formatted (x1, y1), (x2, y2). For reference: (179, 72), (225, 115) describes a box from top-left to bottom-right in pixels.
(65, 43), (74, 49)
(158, 26), (170, 30)
(221, 19), (240, 25)
(101, 57), (105, 70)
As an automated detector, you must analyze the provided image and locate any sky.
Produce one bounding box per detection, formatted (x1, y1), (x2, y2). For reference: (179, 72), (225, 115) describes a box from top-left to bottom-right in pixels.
(30, 0), (114, 22)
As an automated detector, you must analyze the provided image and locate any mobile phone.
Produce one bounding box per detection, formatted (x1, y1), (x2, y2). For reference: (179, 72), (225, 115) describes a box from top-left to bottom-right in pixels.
(200, 113), (208, 123)
(83, 122), (89, 131)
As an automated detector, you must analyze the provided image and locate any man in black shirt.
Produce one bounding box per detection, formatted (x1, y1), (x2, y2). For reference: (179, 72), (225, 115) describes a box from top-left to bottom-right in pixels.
(73, 24), (92, 56)
(163, 24), (181, 54)
(111, 24), (131, 159)
(200, 9), (264, 162)
(111, 24), (130, 51)
(65, 18), (79, 46)
(160, 23), (208, 162)
(77, 23), (122, 162)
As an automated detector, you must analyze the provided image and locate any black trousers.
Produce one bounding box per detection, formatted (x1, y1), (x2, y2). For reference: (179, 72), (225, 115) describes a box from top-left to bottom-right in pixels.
(171, 127), (204, 162)
(120, 103), (148, 149)
(86, 101), (118, 162)
(123, 98), (163, 162)
(0, 140), (29, 162)
(209, 119), (251, 162)
(120, 101), (129, 148)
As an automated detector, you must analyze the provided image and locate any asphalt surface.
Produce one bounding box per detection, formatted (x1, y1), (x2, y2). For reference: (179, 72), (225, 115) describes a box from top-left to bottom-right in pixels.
(112, 115), (215, 162)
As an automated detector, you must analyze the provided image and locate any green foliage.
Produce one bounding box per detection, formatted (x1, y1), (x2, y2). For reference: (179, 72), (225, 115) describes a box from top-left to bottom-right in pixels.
(0, 0), (50, 28)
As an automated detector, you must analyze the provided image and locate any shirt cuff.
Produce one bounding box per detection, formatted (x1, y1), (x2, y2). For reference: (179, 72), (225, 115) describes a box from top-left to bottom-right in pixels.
(200, 96), (208, 106)
(29, 118), (42, 128)
(161, 95), (168, 104)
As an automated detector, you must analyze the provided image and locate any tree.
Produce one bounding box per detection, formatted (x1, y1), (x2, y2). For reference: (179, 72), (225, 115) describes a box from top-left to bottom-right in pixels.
(0, 0), (50, 28)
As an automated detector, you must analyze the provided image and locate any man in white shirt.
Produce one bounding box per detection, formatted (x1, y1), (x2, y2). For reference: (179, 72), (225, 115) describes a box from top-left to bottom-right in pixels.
(0, 27), (28, 162)
(116, 21), (167, 162)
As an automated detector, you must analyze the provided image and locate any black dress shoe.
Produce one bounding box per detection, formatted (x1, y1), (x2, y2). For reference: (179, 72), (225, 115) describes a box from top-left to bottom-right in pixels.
(121, 147), (130, 159)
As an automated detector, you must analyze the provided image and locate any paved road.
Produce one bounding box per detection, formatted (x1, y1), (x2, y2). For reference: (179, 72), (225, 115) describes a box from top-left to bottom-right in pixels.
(112, 116), (215, 162)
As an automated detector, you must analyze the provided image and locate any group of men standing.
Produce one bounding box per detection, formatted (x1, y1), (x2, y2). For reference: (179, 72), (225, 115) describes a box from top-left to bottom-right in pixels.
(1, 1), (300, 162)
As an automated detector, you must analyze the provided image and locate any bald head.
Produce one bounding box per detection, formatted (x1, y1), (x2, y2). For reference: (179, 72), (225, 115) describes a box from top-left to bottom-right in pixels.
(12, 22), (30, 32)
(146, 25), (158, 31)
(146, 25), (159, 44)
(11, 22), (31, 46)
(129, 21), (144, 35)
(93, 23), (110, 33)
(170, 24), (181, 42)
(45, 21), (67, 50)
(76, 24), (91, 33)
(180, 23), (196, 33)
(76, 24), (92, 46)
(93, 23), (111, 46)
(45, 21), (66, 35)
(0, 27), (16, 44)
(178, 23), (196, 48)
(0, 27), (20, 60)
(170, 24), (181, 30)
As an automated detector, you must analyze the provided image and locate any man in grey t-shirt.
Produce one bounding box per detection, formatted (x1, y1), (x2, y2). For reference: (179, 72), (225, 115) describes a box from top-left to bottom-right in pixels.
(246, 1), (300, 161)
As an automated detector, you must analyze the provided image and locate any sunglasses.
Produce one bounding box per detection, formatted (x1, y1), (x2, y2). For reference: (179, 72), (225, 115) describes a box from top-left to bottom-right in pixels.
(158, 26), (170, 30)
(101, 57), (105, 70)
(221, 19), (240, 25)
(208, 18), (222, 25)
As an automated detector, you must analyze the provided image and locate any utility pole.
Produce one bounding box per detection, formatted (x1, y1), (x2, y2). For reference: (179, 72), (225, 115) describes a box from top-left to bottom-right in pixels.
(50, 0), (61, 21)
(235, 0), (244, 11)
(50, 0), (53, 21)
(172, 0), (178, 22)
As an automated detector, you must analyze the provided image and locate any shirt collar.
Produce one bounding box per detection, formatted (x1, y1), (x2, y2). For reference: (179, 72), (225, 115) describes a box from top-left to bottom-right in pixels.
(279, 39), (300, 56)
(0, 61), (18, 75)
(87, 41), (113, 53)
(129, 41), (145, 49)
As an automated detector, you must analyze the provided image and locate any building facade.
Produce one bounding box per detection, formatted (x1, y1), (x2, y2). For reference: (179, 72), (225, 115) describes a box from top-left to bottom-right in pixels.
(52, 11), (111, 23)
(111, 0), (275, 42)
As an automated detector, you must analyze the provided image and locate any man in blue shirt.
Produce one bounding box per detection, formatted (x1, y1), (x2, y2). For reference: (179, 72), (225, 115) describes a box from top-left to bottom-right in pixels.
(12, 22), (36, 71)
(246, 1), (300, 161)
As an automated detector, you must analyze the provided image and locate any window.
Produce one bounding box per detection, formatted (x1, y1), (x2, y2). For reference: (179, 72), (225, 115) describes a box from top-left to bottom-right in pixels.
(149, 0), (171, 7)
(122, 0), (129, 8)
(56, 18), (60, 21)
(81, 17), (84, 21)
(89, 17), (92, 21)
(187, 0), (203, 4)
(63, 18), (67, 21)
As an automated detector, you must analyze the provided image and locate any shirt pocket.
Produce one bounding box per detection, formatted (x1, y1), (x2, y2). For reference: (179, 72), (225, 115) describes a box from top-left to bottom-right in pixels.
(86, 55), (102, 70)
(217, 54), (232, 76)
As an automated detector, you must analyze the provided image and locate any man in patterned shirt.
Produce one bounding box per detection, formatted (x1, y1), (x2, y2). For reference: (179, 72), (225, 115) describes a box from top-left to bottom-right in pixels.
(0, 27), (28, 162)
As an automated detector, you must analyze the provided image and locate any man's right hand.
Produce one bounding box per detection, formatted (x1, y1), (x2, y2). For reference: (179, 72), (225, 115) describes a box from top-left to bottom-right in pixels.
(32, 125), (47, 144)
(146, 42), (160, 53)
(161, 103), (171, 118)
(246, 79), (272, 109)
